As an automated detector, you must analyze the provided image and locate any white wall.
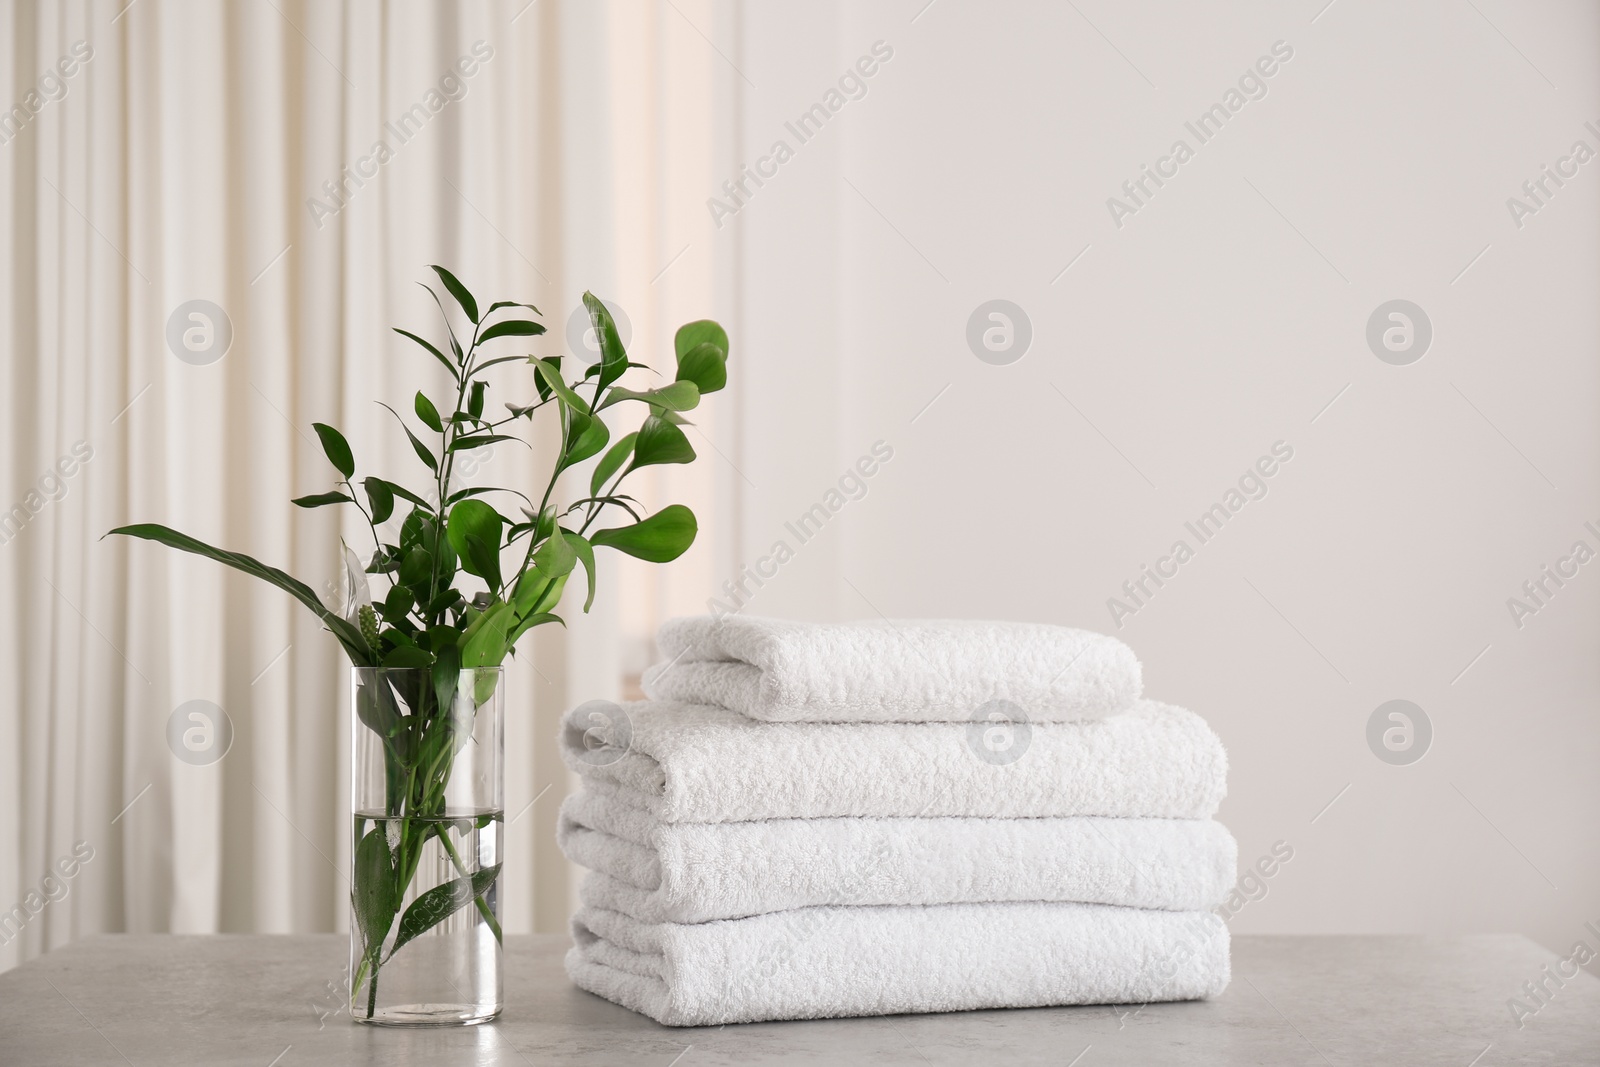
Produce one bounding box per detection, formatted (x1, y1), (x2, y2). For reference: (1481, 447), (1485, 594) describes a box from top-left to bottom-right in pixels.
(705, 0), (1600, 955)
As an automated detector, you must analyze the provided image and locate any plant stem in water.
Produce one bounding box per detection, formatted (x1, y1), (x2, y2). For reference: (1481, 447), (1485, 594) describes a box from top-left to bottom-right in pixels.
(435, 823), (502, 942)
(366, 953), (379, 1020)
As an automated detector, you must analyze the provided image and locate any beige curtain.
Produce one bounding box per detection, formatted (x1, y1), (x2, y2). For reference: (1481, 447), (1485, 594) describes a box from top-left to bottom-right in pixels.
(0, 0), (731, 970)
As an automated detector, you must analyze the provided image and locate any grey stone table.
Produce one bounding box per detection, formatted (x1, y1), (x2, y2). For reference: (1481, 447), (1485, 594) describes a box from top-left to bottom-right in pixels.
(1, 934), (1595, 1065)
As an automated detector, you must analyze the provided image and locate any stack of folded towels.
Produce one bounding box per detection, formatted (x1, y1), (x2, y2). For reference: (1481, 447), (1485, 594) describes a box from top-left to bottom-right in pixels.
(558, 615), (1233, 1026)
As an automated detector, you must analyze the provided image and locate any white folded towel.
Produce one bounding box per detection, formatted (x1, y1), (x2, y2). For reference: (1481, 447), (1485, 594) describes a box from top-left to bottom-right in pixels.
(558, 790), (1237, 923)
(567, 901), (1231, 1026)
(641, 614), (1142, 722)
(559, 699), (1227, 823)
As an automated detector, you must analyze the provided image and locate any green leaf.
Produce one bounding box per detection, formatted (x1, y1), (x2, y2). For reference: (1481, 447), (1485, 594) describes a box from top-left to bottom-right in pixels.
(598, 381), (700, 413)
(675, 341), (727, 395)
(531, 358), (590, 415)
(569, 494), (643, 523)
(379, 403), (438, 472)
(380, 582), (413, 622)
(532, 355), (562, 402)
(476, 355), (532, 376)
(485, 300), (541, 316)
(524, 572), (569, 620)
(529, 505), (557, 543)
(591, 432), (637, 496)
(446, 484), (532, 509)
(419, 284), (465, 363)
(393, 328), (460, 381)
(383, 645), (434, 669)
(447, 500), (504, 582)
(432, 641), (461, 720)
(532, 522), (577, 580)
(105, 523), (372, 665)
(388, 862), (502, 959)
(399, 545), (432, 592)
(562, 528), (597, 612)
(407, 432), (438, 471)
(372, 478), (433, 514)
(414, 391), (443, 433)
(426, 589), (464, 617)
(477, 319), (546, 343)
(582, 293), (629, 392)
(363, 478), (395, 524)
(431, 265), (479, 324)
(465, 533), (502, 595)
(468, 380), (486, 420)
(354, 675), (400, 740)
(508, 610), (562, 646)
(585, 359), (649, 380)
(399, 511), (426, 550)
(448, 432), (523, 454)
(590, 504), (698, 562)
(368, 545), (402, 574)
(354, 828), (398, 958)
(291, 491), (353, 508)
(561, 411), (610, 470)
(628, 415), (696, 472)
(313, 423), (355, 479)
(513, 528), (576, 618)
(460, 601), (515, 669)
(423, 625), (460, 653)
(675, 319), (729, 363)
(434, 528), (459, 588)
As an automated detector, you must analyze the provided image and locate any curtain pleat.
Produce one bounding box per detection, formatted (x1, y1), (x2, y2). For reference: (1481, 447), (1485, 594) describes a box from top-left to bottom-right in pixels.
(1, 0), (729, 973)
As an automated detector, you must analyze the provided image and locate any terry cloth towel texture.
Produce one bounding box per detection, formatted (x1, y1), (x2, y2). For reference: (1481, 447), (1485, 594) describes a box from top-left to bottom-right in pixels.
(640, 615), (1142, 723)
(566, 901), (1231, 1027)
(558, 699), (1228, 823)
(558, 790), (1238, 923)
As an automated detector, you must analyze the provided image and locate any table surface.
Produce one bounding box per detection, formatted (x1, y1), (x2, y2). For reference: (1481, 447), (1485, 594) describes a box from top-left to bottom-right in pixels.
(1, 933), (1595, 1065)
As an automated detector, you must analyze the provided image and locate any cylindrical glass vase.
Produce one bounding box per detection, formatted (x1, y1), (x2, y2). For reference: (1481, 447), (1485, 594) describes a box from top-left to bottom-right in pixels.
(349, 666), (504, 1026)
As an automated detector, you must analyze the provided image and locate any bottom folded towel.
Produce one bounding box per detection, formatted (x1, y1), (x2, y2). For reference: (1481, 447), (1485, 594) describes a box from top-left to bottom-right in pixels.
(567, 900), (1231, 1026)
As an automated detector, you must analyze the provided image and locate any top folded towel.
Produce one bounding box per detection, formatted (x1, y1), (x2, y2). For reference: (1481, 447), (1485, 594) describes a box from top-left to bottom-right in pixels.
(640, 615), (1142, 722)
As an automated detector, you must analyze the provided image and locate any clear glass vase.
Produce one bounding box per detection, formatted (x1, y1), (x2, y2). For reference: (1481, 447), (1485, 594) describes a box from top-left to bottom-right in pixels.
(349, 666), (504, 1026)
